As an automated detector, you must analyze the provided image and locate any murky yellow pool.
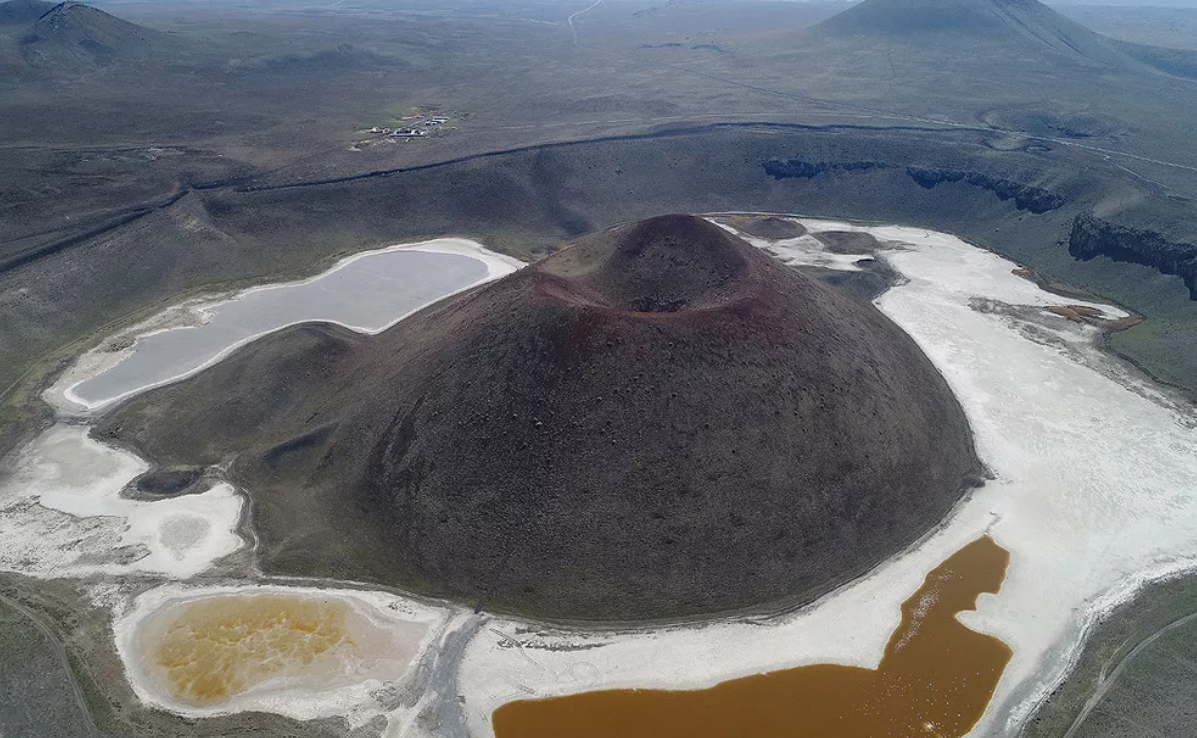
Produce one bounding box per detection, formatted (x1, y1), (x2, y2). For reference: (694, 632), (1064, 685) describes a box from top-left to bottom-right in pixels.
(138, 594), (390, 706)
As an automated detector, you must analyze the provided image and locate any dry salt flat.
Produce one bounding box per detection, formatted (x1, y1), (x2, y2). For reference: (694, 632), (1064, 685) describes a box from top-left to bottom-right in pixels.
(709, 220), (870, 271)
(451, 216), (1197, 738)
(0, 424), (243, 578)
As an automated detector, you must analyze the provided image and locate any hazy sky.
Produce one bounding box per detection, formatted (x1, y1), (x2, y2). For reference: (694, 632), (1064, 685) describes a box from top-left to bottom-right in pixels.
(1046, 0), (1197, 6)
(84, 0), (1197, 9)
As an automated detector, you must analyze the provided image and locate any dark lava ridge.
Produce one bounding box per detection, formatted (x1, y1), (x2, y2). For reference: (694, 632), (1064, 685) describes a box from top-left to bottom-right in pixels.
(99, 214), (983, 621)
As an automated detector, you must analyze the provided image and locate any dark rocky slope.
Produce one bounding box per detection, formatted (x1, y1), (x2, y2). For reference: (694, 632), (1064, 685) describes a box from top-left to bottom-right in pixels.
(99, 215), (982, 621)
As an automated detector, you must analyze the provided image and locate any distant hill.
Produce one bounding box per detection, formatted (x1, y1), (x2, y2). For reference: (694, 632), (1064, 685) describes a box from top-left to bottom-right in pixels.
(0, 0), (53, 25)
(1114, 38), (1197, 79)
(18, 2), (156, 69)
(812, 0), (1139, 68)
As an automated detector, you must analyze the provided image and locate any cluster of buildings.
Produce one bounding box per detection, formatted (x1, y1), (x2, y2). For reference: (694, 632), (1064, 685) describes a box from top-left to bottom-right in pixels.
(366, 115), (452, 141)
(401, 114), (450, 127)
(366, 126), (427, 138)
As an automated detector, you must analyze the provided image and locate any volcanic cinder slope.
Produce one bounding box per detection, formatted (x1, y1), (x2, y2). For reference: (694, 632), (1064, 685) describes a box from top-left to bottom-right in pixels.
(99, 215), (981, 621)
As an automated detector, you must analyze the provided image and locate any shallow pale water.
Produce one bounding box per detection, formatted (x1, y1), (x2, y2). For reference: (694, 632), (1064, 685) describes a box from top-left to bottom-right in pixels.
(67, 249), (489, 410)
(493, 538), (1010, 738)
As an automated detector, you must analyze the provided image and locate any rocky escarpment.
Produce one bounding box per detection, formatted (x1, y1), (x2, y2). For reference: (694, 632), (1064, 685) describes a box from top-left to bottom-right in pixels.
(763, 159), (892, 180)
(1069, 214), (1197, 299)
(905, 168), (1065, 213)
(761, 158), (1064, 214)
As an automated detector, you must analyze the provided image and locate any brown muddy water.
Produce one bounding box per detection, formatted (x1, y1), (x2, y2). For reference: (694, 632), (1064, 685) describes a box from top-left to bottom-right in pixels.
(493, 536), (1011, 738)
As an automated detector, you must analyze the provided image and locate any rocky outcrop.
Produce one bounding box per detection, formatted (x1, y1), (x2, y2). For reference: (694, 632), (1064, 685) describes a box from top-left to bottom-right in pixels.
(760, 159), (1064, 215)
(1069, 214), (1197, 299)
(906, 168), (1065, 213)
(763, 159), (892, 180)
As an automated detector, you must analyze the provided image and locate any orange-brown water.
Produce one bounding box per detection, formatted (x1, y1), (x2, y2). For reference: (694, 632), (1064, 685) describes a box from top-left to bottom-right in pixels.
(493, 536), (1011, 738)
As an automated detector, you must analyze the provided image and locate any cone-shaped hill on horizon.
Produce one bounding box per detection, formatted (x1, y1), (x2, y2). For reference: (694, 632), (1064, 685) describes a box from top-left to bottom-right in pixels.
(18, 2), (156, 69)
(98, 215), (983, 621)
(819, 0), (1093, 37)
(808, 0), (1162, 71)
